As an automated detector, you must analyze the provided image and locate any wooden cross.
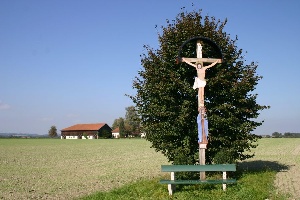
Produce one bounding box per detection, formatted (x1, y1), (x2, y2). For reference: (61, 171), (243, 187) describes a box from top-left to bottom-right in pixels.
(178, 38), (222, 180)
(181, 40), (221, 144)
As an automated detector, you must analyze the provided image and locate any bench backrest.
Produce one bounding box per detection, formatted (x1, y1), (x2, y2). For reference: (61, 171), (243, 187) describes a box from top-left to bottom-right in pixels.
(161, 164), (236, 172)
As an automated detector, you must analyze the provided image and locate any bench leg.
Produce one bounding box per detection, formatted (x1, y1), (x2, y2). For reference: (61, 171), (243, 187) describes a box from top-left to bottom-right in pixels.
(168, 172), (175, 195)
(222, 171), (226, 191)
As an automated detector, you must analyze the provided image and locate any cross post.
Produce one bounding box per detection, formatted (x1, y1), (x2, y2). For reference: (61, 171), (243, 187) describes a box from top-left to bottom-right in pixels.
(181, 40), (221, 180)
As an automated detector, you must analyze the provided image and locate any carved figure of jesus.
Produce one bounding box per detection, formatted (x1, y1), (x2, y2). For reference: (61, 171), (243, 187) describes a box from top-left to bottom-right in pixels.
(182, 58), (218, 109)
(179, 40), (221, 144)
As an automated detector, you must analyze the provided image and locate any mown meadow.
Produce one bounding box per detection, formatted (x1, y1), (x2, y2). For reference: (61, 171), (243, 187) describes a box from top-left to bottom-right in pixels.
(0, 138), (299, 199)
(0, 139), (168, 199)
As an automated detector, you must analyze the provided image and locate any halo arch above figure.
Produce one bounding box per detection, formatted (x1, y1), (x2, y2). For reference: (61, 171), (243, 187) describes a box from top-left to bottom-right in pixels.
(177, 36), (223, 63)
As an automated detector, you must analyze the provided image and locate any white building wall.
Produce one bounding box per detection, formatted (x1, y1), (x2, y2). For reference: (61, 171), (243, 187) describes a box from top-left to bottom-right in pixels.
(66, 136), (78, 139)
(82, 136), (94, 139)
(112, 132), (120, 138)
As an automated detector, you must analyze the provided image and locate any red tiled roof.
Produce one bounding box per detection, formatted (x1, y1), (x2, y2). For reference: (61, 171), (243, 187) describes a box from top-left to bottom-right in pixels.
(112, 127), (119, 133)
(61, 123), (106, 131)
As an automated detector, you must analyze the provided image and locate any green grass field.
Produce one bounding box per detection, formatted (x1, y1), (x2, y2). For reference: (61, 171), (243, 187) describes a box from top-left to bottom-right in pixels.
(0, 139), (168, 199)
(0, 138), (298, 199)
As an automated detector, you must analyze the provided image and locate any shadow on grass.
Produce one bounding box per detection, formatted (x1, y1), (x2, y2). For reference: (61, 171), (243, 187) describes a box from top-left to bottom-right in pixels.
(238, 160), (289, 172)
(175, 160), (289, 192)
(235, 160), (290, 180)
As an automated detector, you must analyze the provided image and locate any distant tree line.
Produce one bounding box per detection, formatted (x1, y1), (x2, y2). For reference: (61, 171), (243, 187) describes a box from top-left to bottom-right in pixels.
(0, 126), (59, 139)
(0, 134), (49, 138)
(270, 132), (300, 138)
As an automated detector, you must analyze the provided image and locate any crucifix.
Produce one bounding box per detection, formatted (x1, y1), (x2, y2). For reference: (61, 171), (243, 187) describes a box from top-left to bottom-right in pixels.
(179, 40), (222, 179)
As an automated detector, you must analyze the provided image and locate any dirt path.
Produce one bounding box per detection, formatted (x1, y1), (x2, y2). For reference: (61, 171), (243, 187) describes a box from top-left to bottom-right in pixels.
(275, 164), (300, 200)
(275, 143), (300, 200)
(251, 138), (300, 200)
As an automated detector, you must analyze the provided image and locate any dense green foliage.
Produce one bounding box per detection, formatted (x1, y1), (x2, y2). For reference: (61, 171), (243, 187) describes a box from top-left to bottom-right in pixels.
(130, 9), (269, 164)
(112, 117), (126, 137)
(48, 125), (57, 138)
(125, 106), (142, 136)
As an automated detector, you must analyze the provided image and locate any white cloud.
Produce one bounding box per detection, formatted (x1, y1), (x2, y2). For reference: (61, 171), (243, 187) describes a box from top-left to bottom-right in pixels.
(0, 101), (11, 110)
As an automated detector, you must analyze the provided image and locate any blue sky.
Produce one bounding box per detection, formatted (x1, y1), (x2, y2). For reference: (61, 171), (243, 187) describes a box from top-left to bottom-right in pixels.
(0, 0), (299, 135)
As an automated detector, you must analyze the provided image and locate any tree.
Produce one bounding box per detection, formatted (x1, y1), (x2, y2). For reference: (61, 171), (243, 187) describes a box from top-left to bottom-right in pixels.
(83, 132), (88, 139)
(129, 9), (269, 165)
(272, 132), (282, 138)
(112, 117), (123, 130)
(125, 106), (141, 136)
(48, 125), (57, 138)
(119, 118), (126, 137)
(112, 117), (126, 137)
(112, 106), (141, 137)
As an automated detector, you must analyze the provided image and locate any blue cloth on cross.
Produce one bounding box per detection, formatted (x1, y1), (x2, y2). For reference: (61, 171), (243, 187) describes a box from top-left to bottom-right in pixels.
(197, 113), (208, 143)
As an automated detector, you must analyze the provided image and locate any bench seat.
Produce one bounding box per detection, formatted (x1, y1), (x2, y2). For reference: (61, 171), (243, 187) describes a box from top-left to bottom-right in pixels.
(160, 179), (236, 185)
(161, 164), (236, 172)
(160, 164), (236, 195)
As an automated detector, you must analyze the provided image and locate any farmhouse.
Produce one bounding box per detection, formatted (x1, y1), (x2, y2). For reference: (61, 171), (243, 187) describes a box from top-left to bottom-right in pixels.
(112, 127), (120, 138)
(61, 123), (112, 139)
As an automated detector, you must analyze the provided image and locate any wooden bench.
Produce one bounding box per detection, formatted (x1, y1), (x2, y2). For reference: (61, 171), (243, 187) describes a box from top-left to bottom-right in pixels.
(160, 164), (236, 195)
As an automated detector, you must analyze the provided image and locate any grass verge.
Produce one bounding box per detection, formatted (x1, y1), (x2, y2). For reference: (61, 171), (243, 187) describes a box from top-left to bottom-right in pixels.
(79, 167), (288, 200)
